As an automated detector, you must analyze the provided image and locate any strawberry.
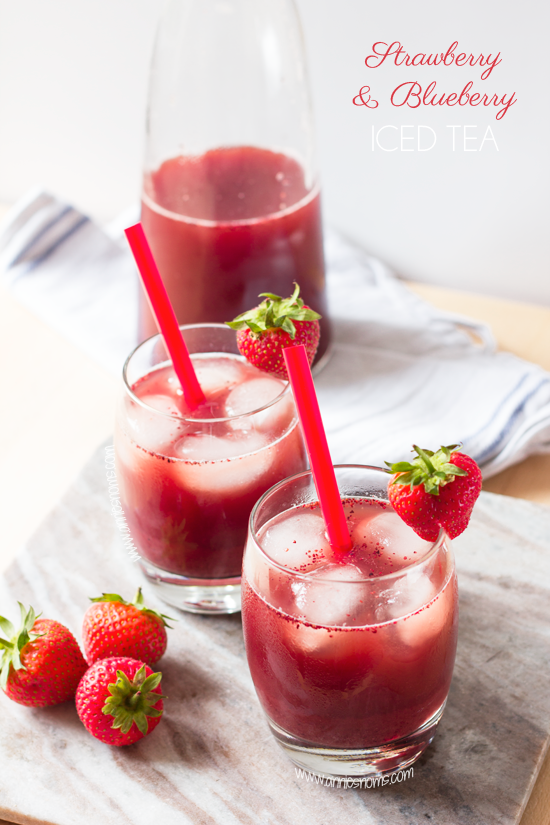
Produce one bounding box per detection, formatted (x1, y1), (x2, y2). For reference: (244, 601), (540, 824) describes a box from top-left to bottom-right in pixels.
(386, 444), (482, 541)
(226, 282), (321, 380)
(82, 588), (172, 667)
(75, 656), (164, 746)
(0, 604), (87, 707)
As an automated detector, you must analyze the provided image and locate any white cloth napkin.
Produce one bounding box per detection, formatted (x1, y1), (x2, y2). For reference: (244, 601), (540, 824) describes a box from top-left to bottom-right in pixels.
(2, 189), (549, 478)
(0, 188), (139, 376)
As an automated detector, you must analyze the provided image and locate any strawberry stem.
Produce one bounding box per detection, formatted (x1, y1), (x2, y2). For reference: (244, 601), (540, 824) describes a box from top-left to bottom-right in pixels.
(89, 589), (174, 628)
(385, 444), (468, 496)
(413, 444), (436, 474)
(102, 665), (165, 735)
(226, 282), (321, 338)
(0, 604), (43, 690)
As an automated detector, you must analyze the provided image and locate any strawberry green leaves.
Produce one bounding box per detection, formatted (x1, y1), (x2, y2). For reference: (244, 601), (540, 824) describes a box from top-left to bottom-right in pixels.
(89, 588), (174, 629)
(386, 444), (467, 496)
(227, 283), (322, 380)
(102, 664), (165, 736)
(0, 604), (41, 690)
(227, 283), (321, 340)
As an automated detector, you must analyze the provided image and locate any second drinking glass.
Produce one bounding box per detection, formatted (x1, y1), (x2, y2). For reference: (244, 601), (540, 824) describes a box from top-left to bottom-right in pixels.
(242, 465), (459, 777)
(114, 324), (307, 613)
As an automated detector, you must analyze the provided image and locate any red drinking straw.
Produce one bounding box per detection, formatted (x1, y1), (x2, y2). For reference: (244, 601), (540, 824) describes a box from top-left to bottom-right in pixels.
(283, 345), (352, 553)
(124, 223), (205, 410)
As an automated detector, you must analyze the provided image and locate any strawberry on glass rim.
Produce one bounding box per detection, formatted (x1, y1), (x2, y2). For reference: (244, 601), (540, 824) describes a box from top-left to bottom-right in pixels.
(226, 282), (321, 380)
(386, 444), (482, 541)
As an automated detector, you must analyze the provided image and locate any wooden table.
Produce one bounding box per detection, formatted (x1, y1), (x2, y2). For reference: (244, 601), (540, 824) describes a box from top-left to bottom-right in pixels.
(0, 202), (549, 824)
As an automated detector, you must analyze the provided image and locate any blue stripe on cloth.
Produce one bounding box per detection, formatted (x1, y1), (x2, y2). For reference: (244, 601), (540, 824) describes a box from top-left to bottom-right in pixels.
(473, 375), (550, 465)
(8, 205), (75, 267)
(18, 215), (90, 276)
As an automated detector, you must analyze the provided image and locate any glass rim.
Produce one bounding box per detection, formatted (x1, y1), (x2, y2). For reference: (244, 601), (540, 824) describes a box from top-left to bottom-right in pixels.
(248, 464), (448, 585)
(122, 323), (291, 424)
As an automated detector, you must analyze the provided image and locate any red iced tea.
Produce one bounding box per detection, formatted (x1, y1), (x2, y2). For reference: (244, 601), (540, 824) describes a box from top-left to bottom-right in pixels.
(242, 495), (458, 750)
(140, 146), (330, 359)
(115, 350), (306, 579)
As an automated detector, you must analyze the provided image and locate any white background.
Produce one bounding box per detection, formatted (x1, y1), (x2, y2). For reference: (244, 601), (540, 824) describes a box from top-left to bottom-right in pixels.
(0, 0), (548, 303)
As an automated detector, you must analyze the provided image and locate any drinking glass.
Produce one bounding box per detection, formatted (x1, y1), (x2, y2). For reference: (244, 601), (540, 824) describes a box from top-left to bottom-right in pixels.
(140, 0), (331, 362)
(242, 465), (458, 777)
(114, 324), (307, 614)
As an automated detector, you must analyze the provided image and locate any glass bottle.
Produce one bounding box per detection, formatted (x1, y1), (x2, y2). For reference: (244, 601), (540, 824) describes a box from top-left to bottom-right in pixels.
(140, 0), (330, 361)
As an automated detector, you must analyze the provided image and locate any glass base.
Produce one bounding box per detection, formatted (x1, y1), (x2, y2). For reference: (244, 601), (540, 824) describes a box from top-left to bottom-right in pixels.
(266, 701), (446, 778)
(139, 558), (241, 614)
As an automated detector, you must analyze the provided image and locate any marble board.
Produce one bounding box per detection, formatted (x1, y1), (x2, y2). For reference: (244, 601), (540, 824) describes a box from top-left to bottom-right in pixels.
(0, 443), (549, 825)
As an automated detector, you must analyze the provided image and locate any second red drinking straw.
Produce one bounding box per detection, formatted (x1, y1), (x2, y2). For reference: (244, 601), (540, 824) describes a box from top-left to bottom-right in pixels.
(125, 223), (205, 410)
(283, 345), (352, 553)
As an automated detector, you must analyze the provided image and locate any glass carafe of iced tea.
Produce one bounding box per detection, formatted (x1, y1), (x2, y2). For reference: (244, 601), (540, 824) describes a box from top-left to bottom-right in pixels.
(141, 0), (330, 361)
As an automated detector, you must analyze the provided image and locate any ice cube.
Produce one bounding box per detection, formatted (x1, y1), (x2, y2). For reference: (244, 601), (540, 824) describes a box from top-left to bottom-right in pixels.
(113, 423), (139, 474)
(225, 376), (284, 415)
(260, 510), (330, 572)
(351, 510), (431, 575)
(375, 566), (439, 650)
(390, 575), (452, 659)
(140, 393), (183, 417)
(225, 377), (289, 432)
(391, 571), (437, 617)
(264, 556), (383, 664)
(136, 367), (174, 396)
(292, 562), (369, 627)
(193, 357), (248, 399)
(172, 430), (273, 496)
(123, 394), (184, 453)
(174, 430), (267, 462)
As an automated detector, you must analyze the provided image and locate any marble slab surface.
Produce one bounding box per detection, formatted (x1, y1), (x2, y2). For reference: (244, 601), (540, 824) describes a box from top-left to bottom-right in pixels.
(0, 443), (549, 825)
